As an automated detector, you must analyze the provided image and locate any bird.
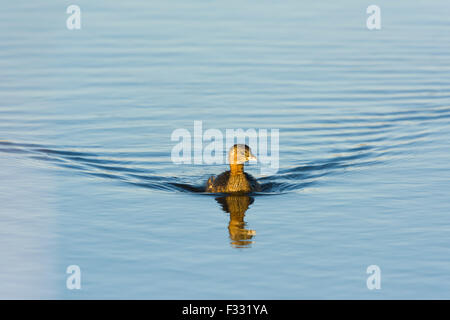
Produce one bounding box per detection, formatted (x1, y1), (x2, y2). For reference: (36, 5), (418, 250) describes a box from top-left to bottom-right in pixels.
(205, 144), (261, 193)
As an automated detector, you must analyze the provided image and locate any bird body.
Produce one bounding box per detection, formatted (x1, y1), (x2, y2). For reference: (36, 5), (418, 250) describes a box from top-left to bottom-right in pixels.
(206, 170), (260, 193)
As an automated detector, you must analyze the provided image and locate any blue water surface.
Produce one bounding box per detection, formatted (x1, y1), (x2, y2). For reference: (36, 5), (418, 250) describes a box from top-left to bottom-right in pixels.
(0, 0), (449, 299)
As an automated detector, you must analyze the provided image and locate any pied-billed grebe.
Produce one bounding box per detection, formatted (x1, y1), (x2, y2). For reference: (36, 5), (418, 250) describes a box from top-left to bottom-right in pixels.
(205, 144), (261, 193)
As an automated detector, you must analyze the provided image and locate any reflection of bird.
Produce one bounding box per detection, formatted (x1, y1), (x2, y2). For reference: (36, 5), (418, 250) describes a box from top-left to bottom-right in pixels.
(215, 195), (255, 248)
(206, 144), (261, 193)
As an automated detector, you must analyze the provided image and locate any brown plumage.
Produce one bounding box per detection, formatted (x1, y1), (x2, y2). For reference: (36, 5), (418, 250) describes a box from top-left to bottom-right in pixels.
(205, 144), (261, 193)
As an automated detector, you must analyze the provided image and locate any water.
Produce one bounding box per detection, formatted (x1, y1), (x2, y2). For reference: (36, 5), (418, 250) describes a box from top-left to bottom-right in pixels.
(1, 0), (450, 299)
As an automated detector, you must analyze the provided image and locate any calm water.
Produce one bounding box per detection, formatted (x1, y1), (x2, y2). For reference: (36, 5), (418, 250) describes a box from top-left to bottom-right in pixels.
(1, 0), (450, 299)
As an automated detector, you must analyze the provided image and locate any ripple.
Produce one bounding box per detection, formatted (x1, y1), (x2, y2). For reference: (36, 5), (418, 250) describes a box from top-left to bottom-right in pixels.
(1, 98), (449, 195)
